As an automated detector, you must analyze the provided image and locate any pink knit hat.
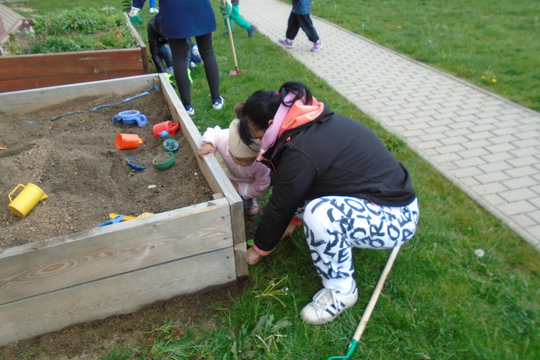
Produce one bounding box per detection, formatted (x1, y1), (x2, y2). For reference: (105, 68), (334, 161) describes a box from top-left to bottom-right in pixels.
(228, 119), (261, 158)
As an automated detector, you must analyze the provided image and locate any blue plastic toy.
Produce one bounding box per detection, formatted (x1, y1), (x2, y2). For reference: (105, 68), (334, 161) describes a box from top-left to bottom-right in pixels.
(112, 110), (149, 127)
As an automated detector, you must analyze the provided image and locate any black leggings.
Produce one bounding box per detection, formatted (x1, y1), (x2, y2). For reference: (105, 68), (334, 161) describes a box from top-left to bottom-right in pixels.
(169, 33), (220, 107)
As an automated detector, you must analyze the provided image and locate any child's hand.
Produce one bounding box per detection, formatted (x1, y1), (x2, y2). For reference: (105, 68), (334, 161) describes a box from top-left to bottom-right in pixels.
(198, 143), (215, 159)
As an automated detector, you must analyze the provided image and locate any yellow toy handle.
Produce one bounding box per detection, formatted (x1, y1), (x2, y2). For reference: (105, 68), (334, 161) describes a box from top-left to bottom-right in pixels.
(109, 212), (154, 221)
(8, 184), (25, 202)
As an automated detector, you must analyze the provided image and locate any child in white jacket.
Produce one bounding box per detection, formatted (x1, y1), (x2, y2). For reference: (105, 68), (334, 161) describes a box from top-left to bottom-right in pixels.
(198, 103), (271, 215)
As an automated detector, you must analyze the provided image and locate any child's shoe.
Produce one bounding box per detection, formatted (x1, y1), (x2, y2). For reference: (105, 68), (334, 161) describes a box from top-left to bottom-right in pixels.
(247, 25), (256, 38)
(149, 7), (157, 13)
(278, 38), (294, 49)
(246, 199), (259, 216)
(311, 40), (322, 52)
(212, 96), (224, 110)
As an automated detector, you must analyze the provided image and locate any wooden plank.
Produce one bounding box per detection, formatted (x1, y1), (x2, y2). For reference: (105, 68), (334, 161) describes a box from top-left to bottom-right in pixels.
(159, 74), (241, 205)
(0, 14), (148, 92)
(0, 198), (232, 304)
(0, 4), (25, 43)
(0, 74), (159, 115)
(159, 74), (248, 277)
(0, 247), (236, 346)
(124, 12), (149, 73)
(0, 70), (146, 93)
(0, 49), (144, 80)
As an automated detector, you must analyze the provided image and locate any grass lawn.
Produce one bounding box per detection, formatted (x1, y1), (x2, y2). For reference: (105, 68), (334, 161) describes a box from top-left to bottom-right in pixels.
(5, 0), (540, 359)
(308, 0), (540, 112)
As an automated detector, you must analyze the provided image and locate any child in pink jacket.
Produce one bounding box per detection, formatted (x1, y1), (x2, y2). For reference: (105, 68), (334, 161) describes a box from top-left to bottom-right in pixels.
(198, 103), (271, 215)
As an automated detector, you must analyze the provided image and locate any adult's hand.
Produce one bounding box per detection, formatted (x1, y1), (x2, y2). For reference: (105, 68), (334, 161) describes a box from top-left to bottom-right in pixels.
(128, 7), (143, 26)
(247, 247), (261, 265)
(220, 1), (232, 18)
(129, 6), (141, 16)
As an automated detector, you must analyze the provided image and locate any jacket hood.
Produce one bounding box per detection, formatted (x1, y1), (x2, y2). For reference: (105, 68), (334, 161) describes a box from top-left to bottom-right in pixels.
(278, 96), (325, 138)
(259, 94), (324, 155)
(258, 95), (326, 166)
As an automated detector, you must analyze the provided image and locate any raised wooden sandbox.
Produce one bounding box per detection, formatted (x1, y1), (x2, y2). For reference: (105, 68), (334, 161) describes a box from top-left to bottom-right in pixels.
(0, 13), (149, 93)
(0, 74), (247, 346)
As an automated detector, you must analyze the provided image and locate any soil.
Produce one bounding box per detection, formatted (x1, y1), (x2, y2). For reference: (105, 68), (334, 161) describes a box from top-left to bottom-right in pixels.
(0, 90), (214, 250)
(0, 90), (259, 359)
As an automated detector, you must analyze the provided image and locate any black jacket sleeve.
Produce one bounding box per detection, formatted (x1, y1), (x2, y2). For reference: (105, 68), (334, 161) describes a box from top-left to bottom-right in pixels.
(147, 17), (167, 73)
(253, 148), (317, 252)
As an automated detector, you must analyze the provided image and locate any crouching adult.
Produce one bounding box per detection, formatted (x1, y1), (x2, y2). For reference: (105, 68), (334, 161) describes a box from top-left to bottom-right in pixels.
(237, 81), (420, 324)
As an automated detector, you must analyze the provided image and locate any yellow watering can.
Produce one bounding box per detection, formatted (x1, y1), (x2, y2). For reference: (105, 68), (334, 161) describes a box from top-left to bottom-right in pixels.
(8, 183), (49, 217)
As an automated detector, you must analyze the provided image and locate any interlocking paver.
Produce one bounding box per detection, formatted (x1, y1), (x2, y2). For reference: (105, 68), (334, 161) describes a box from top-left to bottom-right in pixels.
(242, 0), (540, 251)
(499, 189), (538, 202)
(502, 177), (539, 190)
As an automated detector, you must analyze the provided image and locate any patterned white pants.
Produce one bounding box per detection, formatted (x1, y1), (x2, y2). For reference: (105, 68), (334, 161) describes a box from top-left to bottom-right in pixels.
(303, 196), (419, 293)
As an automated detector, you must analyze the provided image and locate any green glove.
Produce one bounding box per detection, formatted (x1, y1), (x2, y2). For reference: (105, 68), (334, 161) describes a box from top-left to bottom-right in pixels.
(129, 14), (143, 26)
(220, 1), (232, 18)
(128, 6), (143, 26)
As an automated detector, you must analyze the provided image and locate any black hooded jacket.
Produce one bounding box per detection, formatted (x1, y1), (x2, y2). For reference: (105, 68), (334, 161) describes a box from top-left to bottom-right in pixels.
(253, 104), (416, 253)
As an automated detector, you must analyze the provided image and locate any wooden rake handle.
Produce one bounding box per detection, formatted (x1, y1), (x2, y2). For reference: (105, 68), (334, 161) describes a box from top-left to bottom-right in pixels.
(226, 18), (239, 71)
(221, 0), (240, 71)
(353, 244), (402, 341)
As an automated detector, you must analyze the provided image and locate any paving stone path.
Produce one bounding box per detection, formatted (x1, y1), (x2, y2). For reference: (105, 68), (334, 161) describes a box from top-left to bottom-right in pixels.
(241, 0), (540, 251)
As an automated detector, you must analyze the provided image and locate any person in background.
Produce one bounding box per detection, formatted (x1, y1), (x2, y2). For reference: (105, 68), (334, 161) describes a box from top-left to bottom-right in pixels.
(158, 0), (223, 116)
(237, 81), (419, 324)
(198, 102), (271, 216)
(278, 0), (322, 52)
(129, 0), (158, 15)
(219, 0), (256, 38)
(149, 0), (158, 13)
(147, 14), (202, 74)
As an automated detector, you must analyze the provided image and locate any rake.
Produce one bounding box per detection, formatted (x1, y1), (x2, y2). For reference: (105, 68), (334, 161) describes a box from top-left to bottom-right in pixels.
(328, 245), (402, 360)
(221, 0), (246, 75)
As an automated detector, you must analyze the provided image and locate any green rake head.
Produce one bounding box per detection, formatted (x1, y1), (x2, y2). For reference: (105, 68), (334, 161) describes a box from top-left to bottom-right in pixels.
(328, 340), (359, 360)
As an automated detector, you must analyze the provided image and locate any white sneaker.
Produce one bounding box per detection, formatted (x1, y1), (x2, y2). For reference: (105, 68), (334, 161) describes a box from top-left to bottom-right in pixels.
(300, 286), (358, 324)
(149, 7), (157, 13)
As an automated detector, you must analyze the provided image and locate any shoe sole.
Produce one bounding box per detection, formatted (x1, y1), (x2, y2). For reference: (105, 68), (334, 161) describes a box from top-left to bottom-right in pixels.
(278, 40), (293, 49)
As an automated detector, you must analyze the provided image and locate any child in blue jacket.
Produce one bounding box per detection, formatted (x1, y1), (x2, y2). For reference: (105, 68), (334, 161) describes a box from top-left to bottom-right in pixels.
(278, 0), (322, 52)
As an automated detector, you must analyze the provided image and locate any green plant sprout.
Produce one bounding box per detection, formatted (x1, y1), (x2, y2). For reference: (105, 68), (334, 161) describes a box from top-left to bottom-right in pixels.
(253, 276), (289, 308)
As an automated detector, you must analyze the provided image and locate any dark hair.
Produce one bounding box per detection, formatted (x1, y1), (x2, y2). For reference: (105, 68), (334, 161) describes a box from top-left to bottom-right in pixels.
(238, 81), (313, 146)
